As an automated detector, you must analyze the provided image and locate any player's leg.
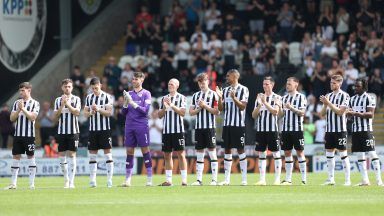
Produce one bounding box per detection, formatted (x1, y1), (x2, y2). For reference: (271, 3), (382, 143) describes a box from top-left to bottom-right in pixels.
(219, 148), (232, 186)
(208, 147), (218, 185)
(67, 134), (79, 188)
(283, 150), (293, 185)
(103, 148), (114, 187)
(176, 150), (188, 185)
(25, 139), (36, 189)
(88, 132), (99, 187)
(296, 150), (307, 184)
(338, 133), (350, 186)
(368, 151), (383, 186)
(58, 136), (69, 188)
(269, 132), (282, 185)
(160, 134), (173, 186)
(5, 154), (21, 190)
(352, 133), (369, 186)
(192, 129), (205, 186)
(255, 133), (267, 185)
(323, 133), (336, 185)
(238, 148), (247, 186)
(141, 146), (153, 186)
(123, 147), (134, 187)
(192, 149), (205, 186)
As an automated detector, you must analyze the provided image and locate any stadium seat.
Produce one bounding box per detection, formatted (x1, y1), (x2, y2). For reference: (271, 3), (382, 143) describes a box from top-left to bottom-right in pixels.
(118, 55), (134, 69)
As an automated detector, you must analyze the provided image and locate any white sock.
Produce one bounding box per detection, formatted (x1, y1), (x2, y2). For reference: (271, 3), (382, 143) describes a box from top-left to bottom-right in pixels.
(105, 153), (114, 182)
(340, 151), (351, 183)
(258, 152), (267, 182)
(166, 170), (172, 183)
(369, 151), (382, 183)
(298, 155), (307, 182)
(239, 153), (247, 182)
(60, 156), (69, 182)
(326, 151), (335, 181)
(357, 152), (369, 182)
(89, 154), (97, 183)
(208, 150), (218, 182)
(28, 157), (36, 186)
(224, 154), (232, 183)
(196, 152), (204, 182)
(180, 169), (187, 183)
(273, 151), (282, 183)
(68, 156), (77, 184)
(11, 159), (20, 185)
(285, 155), (293, 182)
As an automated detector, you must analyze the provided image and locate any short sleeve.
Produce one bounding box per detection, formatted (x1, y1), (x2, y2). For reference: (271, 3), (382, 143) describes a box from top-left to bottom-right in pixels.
(299, 94), (307, 109)
(180, 95), (186, 108)
(159, 97), (164, 109)
(145, 91), (152, 105)
(33, 101), (40, 114)
(367, 94), (376, 108)
(341, 94), (350, 108)
(241, 87), (249, 103)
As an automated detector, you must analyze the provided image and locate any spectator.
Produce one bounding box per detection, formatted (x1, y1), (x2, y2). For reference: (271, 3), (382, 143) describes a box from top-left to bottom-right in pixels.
(190, 25), (208, 44)
(159, 42), (175, 83)
(210, 47), (224, 79)
(85, 69), (97, 95)
(70, 65), (85, 98)
(162, 15), (174, 45)
(144, 48), (159, 78)
(185, 0), (200, 34)
(193, 50), (209, 74)
(174, 17), (189, 44)
(207, 32), (222, 58)
(192, 34), (208, 52)
(37, 101), (55, 147)
(310, 61), (328, 98)
(369, 68), (383, 106)
(205, 65), (218, 90)
(314, 115), (326, 144)
(358, 51), (372, 73)
(305, 95), (322, 123)
(121, 63), (134, 82)
(277, 3), (294, 42)
(335, 6), (350, 37)
(346, 33), (358, 63)
(204, 2), (221, 33)
(264, 0), (279, 35)
(137, 19), (151, 55)
(303, 117), (315, 144)
(300, 32), (315, 60)
(293, 13), (306, 42)
(336, 34), (347, 59)
(0, 104), (13, 149)
(247, 0), (265, 34)
(150, 22), (164, 56)
(339, 50), (351, 70)
(222, 31), (238, 72)
(356, 0), (375, 32)
(345, 61), (359, 94)
(320, 39), (338, 58)
(124, 21), (137, 55)
(175, 35), (191, 71)
(318, 5), (334, 40)
(135, 5), (153, 31)
(103, 56), (122, 90)
(149, 102), (163, 147)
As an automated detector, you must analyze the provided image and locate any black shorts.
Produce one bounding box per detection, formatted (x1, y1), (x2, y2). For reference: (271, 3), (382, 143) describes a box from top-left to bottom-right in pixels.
(352, 132), (375, 152)
(57, 134), (79, 152)
(281, 131), (304, 151)
(88, 130), (112, 151)
(195, 129), (216, 150)
(324, 132), (347, 150)
(255, 131), (280, 152)
(222, 126), (245, 150)
(12, 137), (35, 156)
(162, 133), (185, 152)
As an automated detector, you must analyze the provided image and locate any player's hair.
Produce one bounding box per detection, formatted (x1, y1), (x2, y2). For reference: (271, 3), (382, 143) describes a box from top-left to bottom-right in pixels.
(355, 78), (368, 92)
(19, 82), (32, 89)
(264, 76), (275, 84)
(169, 78), (180, 87)
(331, 71), (344, 82)
(90, 77), (101, 85)
(61, 78), (73, 85)
(197, 73), (208, 82)
(227, 69), (240, 78)
(287, 77), (299, 83)
(133, 72), (145, 79)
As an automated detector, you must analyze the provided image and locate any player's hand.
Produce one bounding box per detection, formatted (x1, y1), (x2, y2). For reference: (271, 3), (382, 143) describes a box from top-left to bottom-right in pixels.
(229, 88), (236, 99)
(259, 93), (266, 104)
(91, 103), (98, 112)
(123, 90), (132, 103)
(17, 100), (24, 111)
(61, 95), (68, 106)
(215, 87), (223, 99)
(198, 100), (206, 109)
(319, 95), (329, 105)
(285, 102), (292, 110)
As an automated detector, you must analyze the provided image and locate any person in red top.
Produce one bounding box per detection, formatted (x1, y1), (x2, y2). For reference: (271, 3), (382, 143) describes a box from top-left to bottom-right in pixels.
(135, 5), (152, 30)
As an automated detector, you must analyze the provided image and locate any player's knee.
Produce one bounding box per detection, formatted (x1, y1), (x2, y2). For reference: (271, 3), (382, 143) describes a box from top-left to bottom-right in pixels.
(284, 150), (292, 157)
(208, 150), (217, 161)
(258, 151), (266, 159)
(368, 151), (378, 159)
(339, 151), (348, 158)
(285, 155), (293, 162)
(105, 153), (113, 162)
(89, 153), (97, 162)
(272, 151), (281, 159)
(357, 152), (366, 160)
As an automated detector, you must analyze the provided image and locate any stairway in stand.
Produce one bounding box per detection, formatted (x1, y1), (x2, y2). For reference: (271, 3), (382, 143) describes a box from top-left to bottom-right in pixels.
(86, 36), (126, 77)
(373, 107), (384, 145)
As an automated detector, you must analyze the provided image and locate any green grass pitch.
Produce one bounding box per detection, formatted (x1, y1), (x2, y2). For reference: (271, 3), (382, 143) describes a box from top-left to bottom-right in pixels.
(1, 173), (383, 216)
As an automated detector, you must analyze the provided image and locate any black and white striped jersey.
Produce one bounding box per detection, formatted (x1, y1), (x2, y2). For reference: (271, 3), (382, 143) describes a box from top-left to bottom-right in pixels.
(12, 98), (40, 137)
(54, 95), (81, 134)
(255, 93), (281, 132)
(222, 84), (249, 127)
(85, 91), (113, 131)
(325, 90), (350, 132)
(281, 92), (307, 131)
(191, 89), (219, 129)
(349, 92), (375, 132)
(160, 93), (186, 134)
